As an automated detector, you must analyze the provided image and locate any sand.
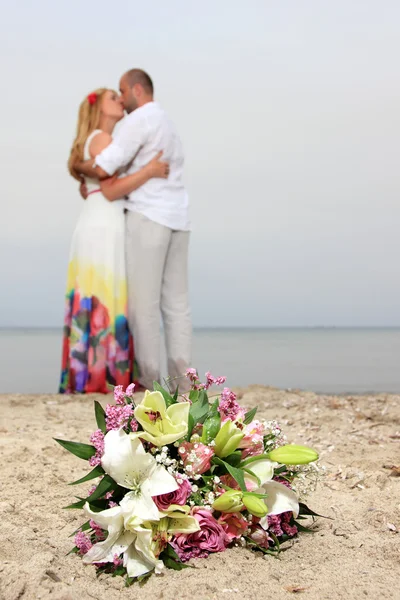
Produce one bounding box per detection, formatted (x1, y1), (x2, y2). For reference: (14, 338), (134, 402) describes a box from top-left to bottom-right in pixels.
(0, 387), (399, 600)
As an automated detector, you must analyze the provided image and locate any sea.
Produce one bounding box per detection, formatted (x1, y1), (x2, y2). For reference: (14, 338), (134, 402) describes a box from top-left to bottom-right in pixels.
(1, 327), (400, 395)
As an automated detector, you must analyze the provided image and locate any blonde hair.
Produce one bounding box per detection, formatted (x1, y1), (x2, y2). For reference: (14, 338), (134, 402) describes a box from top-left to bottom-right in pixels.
(68, 88), (108, 181)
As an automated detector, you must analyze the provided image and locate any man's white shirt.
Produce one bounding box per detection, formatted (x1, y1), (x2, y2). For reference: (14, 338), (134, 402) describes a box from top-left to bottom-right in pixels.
(95, 101), (190, 231)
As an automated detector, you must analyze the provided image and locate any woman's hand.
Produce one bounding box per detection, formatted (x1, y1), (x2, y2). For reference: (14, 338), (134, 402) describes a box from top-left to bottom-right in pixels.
(146, 151), (170, 179)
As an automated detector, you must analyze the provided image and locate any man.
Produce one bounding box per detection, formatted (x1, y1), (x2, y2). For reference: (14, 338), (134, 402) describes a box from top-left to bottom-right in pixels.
(77, 69), (191, 391)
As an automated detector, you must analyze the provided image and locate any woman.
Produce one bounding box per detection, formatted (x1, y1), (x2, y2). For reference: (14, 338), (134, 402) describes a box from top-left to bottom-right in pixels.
(60, 88), (168, 393)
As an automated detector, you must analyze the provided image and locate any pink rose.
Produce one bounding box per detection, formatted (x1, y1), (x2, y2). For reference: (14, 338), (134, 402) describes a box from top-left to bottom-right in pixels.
(178, 442), (214, 475)
(171, 508), (228, 561)
(217, 512), (249, 543)
(153, 479), (192, 511)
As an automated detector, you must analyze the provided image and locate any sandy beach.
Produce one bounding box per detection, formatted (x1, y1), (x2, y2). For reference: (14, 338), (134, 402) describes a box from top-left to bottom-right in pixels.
(1, 387), (399, 600)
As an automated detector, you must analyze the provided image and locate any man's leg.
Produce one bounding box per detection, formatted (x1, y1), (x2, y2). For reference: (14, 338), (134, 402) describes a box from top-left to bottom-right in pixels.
(125, 211), (171, 389)
(160, 230), (192, 391)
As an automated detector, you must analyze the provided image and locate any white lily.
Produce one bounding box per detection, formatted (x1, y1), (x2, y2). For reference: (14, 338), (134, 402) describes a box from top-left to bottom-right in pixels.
(82, 503), (163, 578)
(101, 429), (178, 526)
(243, 457), (299, 528)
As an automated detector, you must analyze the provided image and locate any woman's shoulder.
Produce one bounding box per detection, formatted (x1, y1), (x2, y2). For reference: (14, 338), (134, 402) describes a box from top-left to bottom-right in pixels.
(87, 130), (112, 158)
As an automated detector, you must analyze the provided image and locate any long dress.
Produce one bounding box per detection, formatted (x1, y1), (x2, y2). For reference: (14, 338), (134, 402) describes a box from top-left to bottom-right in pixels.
(59, 129), (138, 393)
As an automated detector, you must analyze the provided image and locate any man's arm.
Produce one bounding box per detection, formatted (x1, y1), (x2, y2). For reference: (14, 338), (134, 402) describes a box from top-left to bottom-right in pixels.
(79, 114), (146, 179)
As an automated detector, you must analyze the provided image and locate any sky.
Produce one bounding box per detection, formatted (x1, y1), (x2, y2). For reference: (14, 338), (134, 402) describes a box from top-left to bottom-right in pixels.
(1, 0), (399, 327)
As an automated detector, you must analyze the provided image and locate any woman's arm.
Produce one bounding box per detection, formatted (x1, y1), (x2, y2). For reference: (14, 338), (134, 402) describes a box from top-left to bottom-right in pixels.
(100, 152), (169, 201)
(76, 131), (169, 201)
(75, 132), (113, 179)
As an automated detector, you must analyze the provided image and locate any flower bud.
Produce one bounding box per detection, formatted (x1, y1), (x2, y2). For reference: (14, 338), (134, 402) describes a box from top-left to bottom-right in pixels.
(214, 420), (245, 458)
(268, 444), (319, 465)
(212, 489), (244, 513)
(242, 493), (268, 518)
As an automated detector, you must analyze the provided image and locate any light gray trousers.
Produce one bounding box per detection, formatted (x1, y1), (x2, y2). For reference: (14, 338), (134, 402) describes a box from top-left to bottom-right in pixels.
(125, 210), (192, 391)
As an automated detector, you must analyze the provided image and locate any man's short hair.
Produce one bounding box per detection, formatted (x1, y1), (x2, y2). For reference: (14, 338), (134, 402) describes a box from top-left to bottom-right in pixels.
(124, 69), (154, 95)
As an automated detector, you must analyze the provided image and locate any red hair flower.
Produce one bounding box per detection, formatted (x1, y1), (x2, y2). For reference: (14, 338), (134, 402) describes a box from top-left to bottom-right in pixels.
(87, 93), (97, 106)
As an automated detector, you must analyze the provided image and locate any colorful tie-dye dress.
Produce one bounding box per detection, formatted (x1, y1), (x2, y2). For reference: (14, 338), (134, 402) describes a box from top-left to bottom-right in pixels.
(59, 129), (138, 393)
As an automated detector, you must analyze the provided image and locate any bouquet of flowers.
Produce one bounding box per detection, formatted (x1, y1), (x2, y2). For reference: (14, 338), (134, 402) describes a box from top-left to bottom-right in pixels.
(56, 370), (320, 586)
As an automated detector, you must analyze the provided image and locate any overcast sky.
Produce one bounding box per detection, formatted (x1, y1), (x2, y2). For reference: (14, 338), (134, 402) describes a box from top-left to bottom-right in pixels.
(1, 0), (399, 327)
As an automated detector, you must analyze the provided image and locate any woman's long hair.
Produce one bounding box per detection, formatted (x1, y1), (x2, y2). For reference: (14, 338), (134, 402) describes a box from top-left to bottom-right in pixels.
(68, 88), (108, 181)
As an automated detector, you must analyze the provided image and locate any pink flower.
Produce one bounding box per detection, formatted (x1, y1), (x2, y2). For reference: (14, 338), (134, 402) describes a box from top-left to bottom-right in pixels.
(185, 368), (198, 383)
(113, 554), (123, 566)
(241, 441), (264, 459)
(153, 479), (192, 511)
(178, 442), (214, 475)
(249, 525), (270, 548)
(239, 420), (264, 447)
(125, 383), (135, 397)
(267, 512), (298, 538)
(238, 420), (265, 459)
(88, 429), (104, 467)
(219, 474), (256, 492)
(105, 403), (134, 431)
(171, 508), (228, 561)
(74, 531), (92, 555)
(113, 385), (125, 405)
(217, 512), (249, 543)
(89, 519), (106, 541)
(218, 388), (246, 422)
(202, 372), (227, 390)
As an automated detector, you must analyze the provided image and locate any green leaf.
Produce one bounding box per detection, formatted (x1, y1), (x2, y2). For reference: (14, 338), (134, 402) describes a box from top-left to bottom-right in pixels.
(201, 399), (221, 444)
(212, 457), (247, 491)
(160, 544), (190, 570)
(163, 544), (180, 560)
(68, 465), (104, 486)
(189, 389), (209, 426)
(86, 475), (117, 502)
(64, 498), (86, 510)
(94, 401), (107, 433)
(54, 439), (96, 461)
(269, 531), (281, 549)
(187, 413), (195, 439)
(69, 520), (91, 537)
(223, 451), (242, 467)
(189, 389), (199, 402)
(298, 502), (329, 519)
(243, 407), (257, 425)
(294, 521), (316, 533)
(153, 381), (176, 407)
(173, 387), (179, 401)
(137, 571), (152, 585)
(163, 557), (190, 570)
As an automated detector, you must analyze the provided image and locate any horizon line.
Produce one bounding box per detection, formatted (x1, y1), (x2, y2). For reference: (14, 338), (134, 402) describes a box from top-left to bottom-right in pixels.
(1, 325), (400, 331)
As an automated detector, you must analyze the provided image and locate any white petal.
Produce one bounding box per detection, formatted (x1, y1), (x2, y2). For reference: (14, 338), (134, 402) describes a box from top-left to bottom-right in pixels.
(123, 543), (158, 578)
(82, 503), (125, 564)
(109, 531), (136, 557)
(83, 503), (123, 531)
(101, 429), (154, 489)
(245, 459), (277, 486)
(121, 491), (160, 525)
(83, 533), (122, 564)
(144, 464), (179, 497)
(259, 481), (299, 528)
(134, 527), (164, 574)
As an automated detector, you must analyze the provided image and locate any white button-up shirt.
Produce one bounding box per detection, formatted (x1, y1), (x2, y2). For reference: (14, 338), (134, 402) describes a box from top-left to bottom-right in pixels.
(95, 101), (190, 231)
